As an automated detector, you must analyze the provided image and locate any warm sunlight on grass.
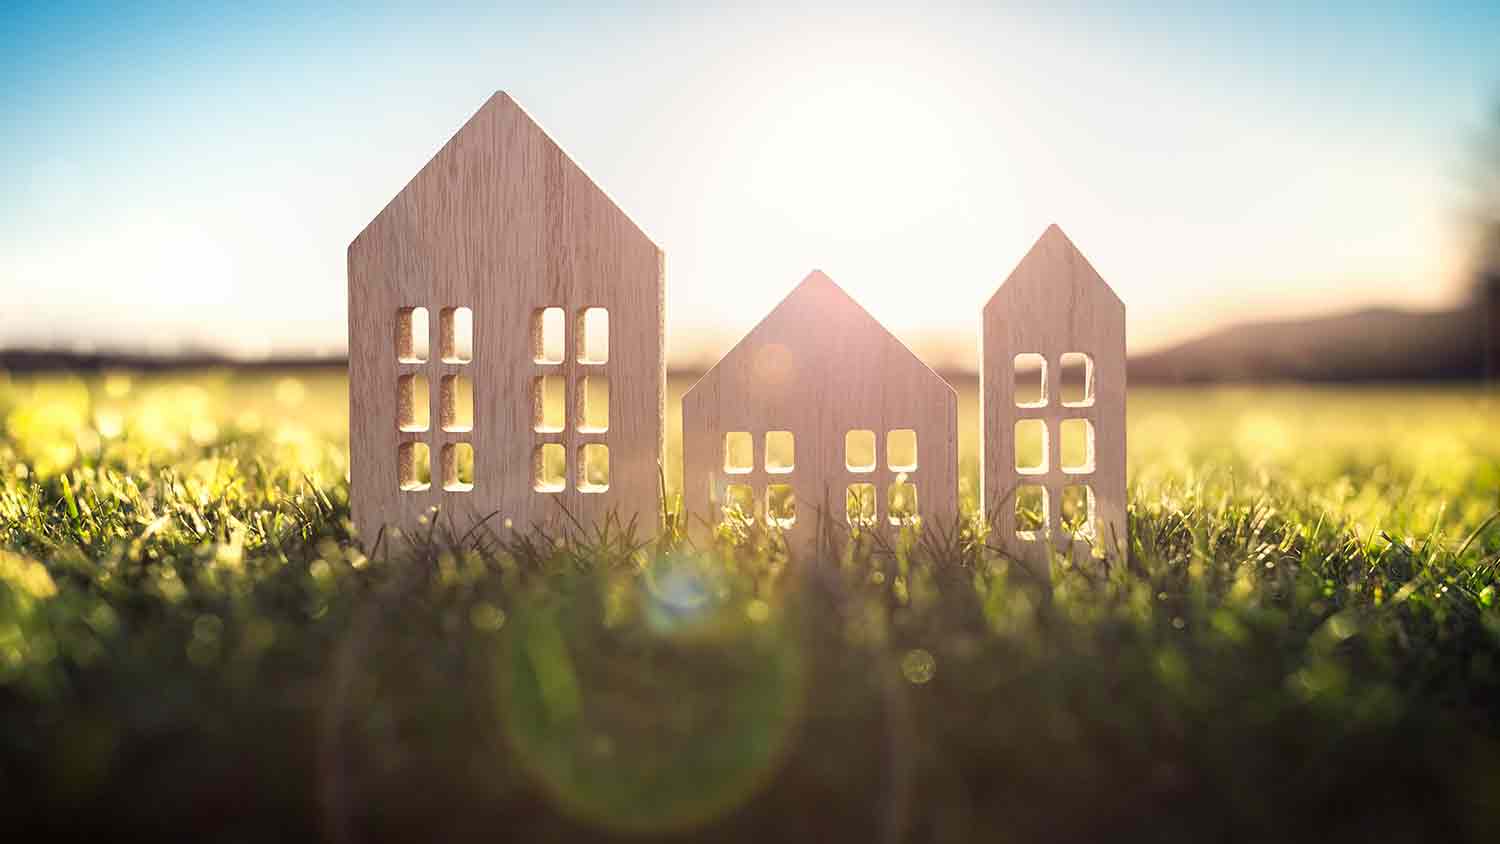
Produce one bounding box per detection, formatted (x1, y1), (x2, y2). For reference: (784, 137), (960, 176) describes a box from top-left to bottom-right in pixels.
(0, 369), (1497, 840)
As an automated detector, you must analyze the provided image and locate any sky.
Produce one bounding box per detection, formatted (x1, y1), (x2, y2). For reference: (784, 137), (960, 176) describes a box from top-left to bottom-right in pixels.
(3, 1), (1498, 368)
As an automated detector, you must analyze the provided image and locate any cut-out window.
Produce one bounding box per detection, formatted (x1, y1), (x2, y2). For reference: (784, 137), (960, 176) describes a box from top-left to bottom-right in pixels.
(398, 442), (430, 492)
(397, 373), (430, 432)
(765, 431), (794, 474)
(440, 307), (473, 364)
(1014, 353), (1046, 407)
(397, 307), (429, 364)
(724, 432), (753, 474)
(724, 484), (755, 521)
(886, 429), (917, 473)
(578, 444), (609, 493)
(1014, 419), (1048, 474)
(1061, 484), (1095, 539)
(887, 482), (918, 525)
(440, 375), (473, 433)
(766, 484), (796, 529)
(532, 307), (565, 365)
(1060, 418), (1095, 474)
(442, 443), (474, 492)
(577, 376), (609, 433)
(532, 375), (566, 433)
(533, 443), (566, 493)
(577, 307), (609, 365)
(1015, 485), (1048, 540)
(1060, 352), (1093, 407)
(847, 483), (877, 528)
(845, 429), (876, 473)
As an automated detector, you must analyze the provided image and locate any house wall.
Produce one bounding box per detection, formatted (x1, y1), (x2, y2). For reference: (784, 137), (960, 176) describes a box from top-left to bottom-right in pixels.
(348, 93), (663, 543)
(682, 273), (958, 555)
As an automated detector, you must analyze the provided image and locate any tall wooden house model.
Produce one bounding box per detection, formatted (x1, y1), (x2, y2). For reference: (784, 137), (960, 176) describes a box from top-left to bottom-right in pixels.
(347, 93), (664, 540)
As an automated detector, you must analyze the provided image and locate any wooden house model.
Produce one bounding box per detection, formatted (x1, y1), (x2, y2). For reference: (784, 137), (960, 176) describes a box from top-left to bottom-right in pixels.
(347, 92), (664, 540)
(682, 272), (958, 551)
(982, 225), (1126, 568)
(346, 94), (1129, 566)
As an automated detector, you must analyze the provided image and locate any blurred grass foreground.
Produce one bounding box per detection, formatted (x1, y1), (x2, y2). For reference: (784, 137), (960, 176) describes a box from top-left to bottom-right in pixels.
(1, 368), (1499, 842)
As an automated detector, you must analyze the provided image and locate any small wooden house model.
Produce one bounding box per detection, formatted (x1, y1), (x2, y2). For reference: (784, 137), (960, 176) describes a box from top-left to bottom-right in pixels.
(682, 272), (958, 552)
(347, 93), (664, 540)
(982, 225), (1126, 569)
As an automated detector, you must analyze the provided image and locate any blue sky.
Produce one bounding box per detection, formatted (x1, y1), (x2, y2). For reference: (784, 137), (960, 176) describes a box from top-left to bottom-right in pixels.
(3, 1), (1498, 366)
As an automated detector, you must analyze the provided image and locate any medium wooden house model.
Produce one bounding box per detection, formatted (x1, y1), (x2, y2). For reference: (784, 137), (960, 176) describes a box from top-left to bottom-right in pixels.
(682, 272), (958, 552)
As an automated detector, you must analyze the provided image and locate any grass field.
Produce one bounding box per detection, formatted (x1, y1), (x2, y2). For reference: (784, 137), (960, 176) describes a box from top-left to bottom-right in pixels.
(2, 369), (1499, 841)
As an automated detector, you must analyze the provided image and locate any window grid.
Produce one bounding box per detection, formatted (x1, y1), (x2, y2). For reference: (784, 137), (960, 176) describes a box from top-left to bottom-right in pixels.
(1012, 351), (1098, 542)
(533, 305), (610, 495)
(716, 427), (921, 529)
(841, 428), (920, 526)
(398, 305), (474, 494)
(718, 430), (801, 529)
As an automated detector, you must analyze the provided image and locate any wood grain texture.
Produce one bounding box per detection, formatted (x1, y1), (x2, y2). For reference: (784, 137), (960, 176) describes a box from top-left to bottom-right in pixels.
(982, 225), (1126, 571)
(683, 272), (958, 557)
(348, 92), (664, 542)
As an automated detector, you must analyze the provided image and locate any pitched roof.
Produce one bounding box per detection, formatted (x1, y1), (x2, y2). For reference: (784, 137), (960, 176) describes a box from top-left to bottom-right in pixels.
(983, 224), (1123, 313)
(351, 91), (658, 252)
(687, 270), (951, 394)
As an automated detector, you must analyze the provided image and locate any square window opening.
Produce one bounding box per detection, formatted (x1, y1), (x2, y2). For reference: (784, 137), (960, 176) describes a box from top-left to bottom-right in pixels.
(1061, 352), (1094, 407)
(845, 429), (876, 473)
(724, 431), (753, 474)
(723, 483), (756, 522)
(442, 443), (474, 492)
(532, 375), (566, 433)
(440, 307), (473, 363)
(577, 307), (609, 364)
(577, 375), (610, 433)
(533, 443), (566, 493)
(532, 307), (565, 365)
(766, 484), (796, 529)
(1061, 484), (1096, 540)
(1014, 419), (1048, 474)
(578, 443), (610, 493)
(765, 430), (794, 474)
(1014, 353), (1046, 407)
(886, 429), (917, 472)
(846, 483), (877, 528)
(1060, 418), (1095, 474)
(397, 373), (430, 432)
(887, 482), (919, 526)
(397, 307), (429, 363)
(1015, 485), (1049, 541)
(440, 374), (473, 433)
(398, 442), (431, 492)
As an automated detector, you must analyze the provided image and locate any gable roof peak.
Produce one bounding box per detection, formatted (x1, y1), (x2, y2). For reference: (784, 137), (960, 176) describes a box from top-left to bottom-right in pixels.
(985, 223), (1123, 309)
(684, 269), (953, 397)
(791, 268), (835, 292)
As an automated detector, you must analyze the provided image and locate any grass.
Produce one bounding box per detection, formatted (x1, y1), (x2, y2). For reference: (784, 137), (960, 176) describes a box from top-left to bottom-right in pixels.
(1, 368), (1499, 842)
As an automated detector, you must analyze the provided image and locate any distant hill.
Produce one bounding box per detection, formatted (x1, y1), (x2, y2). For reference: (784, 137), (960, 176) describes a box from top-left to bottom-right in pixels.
(1, 305), (1490, 383)
(1128, 306), (1488, 383)
(0, 349), (345, 374)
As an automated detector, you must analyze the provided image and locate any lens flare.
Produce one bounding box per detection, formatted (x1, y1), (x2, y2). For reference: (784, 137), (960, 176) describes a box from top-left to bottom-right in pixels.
(496, 562), (804, 834)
